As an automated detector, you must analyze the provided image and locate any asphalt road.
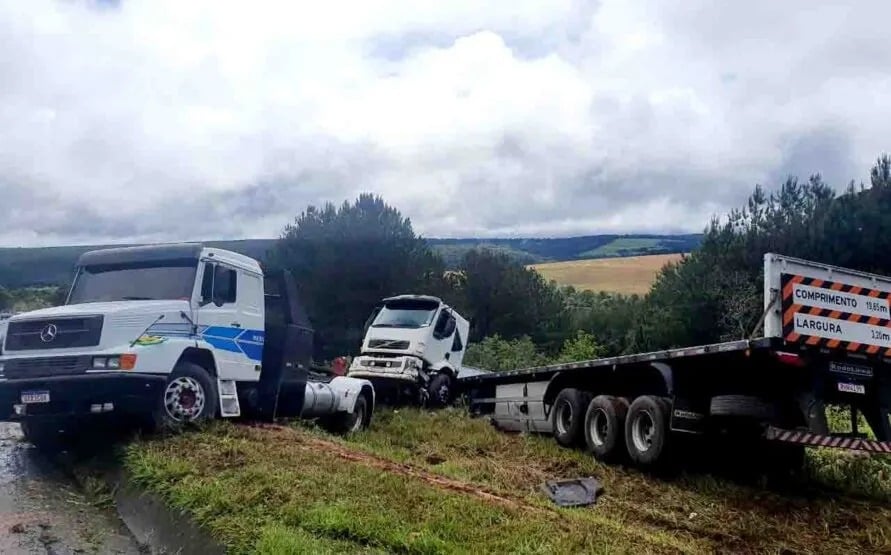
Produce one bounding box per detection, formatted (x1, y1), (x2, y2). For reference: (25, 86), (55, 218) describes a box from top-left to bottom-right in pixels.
(0, 423), (141, 554)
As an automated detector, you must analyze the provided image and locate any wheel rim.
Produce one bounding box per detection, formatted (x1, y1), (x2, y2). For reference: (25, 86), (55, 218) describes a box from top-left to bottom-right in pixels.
(556, 400), (573, 435)
(631, 409), (655, 453)
(164, 377), (206, 422)
(589, 408), (609, 447)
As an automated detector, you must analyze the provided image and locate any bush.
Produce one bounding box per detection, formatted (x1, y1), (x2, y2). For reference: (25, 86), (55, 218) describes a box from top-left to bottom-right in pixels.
(464, 335), (550, 372)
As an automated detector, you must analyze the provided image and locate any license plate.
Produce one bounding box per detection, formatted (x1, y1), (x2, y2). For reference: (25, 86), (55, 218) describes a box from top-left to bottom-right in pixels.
(20, 391), (50, 404)
(837, 382), (866, 395)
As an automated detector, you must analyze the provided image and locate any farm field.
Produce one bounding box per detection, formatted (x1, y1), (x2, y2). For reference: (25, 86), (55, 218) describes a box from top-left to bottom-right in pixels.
(531, 253), (684, 295)
(124, 409), (891, 554)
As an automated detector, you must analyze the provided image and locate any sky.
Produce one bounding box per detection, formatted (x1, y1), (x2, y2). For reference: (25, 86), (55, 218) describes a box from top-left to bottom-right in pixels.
(1, 0), (890, 246)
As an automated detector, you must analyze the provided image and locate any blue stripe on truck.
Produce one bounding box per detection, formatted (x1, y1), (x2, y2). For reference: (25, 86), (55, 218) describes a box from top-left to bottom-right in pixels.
(146, 324), (266, 362)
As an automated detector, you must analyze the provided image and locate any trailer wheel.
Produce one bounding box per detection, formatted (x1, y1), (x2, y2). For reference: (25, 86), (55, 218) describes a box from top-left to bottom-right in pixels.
(321, 392), (371, 435)
(625, 395), (670, 467)
(584, 395), (628, 461)
(710, 395), (775, 420)
(552, 388), (592, 447)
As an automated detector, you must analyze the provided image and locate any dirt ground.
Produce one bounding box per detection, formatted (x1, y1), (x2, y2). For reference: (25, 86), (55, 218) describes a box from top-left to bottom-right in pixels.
(0, 423), (140, 555)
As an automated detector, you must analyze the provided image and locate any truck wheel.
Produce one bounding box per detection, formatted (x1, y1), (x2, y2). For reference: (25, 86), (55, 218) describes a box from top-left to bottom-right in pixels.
(426, 374), (455, 409)
(710, 395), (775, 420)
(584, 395), (628, 462)
(552, 388), (592, 447)
(20, 420), (68, 453)
(625, 395), (670, 467)
(321, 392), (371, 435)
(152, 362), (217, 431)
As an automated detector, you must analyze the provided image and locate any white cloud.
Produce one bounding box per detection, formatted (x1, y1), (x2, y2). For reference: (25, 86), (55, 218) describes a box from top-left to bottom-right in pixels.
(0, 0), (889, 245)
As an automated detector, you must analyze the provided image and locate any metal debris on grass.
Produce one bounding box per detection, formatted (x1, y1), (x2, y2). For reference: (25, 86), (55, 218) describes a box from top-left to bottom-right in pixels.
(540, 477), (604, 507)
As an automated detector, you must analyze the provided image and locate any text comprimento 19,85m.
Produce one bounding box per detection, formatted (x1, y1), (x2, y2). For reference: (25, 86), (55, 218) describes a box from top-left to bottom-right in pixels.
(792, 283), (890, 319)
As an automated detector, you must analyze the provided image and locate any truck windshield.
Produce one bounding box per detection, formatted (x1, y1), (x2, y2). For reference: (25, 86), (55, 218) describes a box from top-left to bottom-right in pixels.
(67, 261), (198, 304)
(372, 300), (439, 329)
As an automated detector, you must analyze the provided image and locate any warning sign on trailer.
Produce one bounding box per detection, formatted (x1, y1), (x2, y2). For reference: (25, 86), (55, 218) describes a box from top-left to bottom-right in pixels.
(781, 273), (891, 355)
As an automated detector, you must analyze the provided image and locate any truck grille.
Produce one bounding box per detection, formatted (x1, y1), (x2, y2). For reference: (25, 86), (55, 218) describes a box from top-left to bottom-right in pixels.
(368, 339), (410, 350)
(5, 316), (103, 351)
(4, 356), (90, 378)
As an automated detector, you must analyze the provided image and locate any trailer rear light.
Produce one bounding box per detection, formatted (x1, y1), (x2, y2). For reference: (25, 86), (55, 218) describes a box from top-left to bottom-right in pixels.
(775, 351), (805, 367)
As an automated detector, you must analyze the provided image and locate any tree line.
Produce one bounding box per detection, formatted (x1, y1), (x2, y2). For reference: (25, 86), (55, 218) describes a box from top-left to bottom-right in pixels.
(270, 155), (891, 364)
(5, 154), (891, 367)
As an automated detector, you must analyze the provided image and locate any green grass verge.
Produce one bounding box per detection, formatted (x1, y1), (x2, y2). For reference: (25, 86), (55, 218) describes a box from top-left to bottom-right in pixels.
(125, 409), (891, 554)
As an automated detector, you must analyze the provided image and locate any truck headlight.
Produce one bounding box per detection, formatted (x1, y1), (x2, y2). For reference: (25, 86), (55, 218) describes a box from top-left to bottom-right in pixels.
(0, 361), (4, 376)
(92, 354), (137, 370)
(405, 358), (420, 370)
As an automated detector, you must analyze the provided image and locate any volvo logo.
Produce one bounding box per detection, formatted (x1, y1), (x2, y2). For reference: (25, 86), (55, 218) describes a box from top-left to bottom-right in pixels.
(39, 323), (58, 343)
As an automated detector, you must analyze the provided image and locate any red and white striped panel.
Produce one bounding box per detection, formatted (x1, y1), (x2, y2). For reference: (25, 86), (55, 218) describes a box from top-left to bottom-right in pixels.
(765, 426), (891, 453)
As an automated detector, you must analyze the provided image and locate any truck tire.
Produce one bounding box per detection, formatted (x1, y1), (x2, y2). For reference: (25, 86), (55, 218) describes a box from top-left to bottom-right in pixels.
(151, 362), (218, 431)
(625, 395), (671, 467)
(427, 373), (455, 409)
(584, 395), (628, 462)
(552, 388), (592, 448)
(710, 395), (775, 420)
(20, 420), (68, 453)
(320, 392), (371, 435)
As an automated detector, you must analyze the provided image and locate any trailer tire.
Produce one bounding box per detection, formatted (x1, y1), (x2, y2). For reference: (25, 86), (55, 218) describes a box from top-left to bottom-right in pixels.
(321, 392), (371, 435)
(584, 395), (628, 461)
(710, 395), (774, 420)
(625, 395), (671, 467)
(150, 362), (217, 432)
(552, 388), (592, 447)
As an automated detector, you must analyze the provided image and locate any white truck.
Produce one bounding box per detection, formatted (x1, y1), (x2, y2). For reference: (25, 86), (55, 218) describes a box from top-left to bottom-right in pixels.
(462, 253), (891, 472)
(0, 243), (375, 449)
(347, 295), (470, 407)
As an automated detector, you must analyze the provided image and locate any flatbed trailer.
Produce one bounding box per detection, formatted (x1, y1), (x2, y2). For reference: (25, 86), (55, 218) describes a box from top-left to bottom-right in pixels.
(460, 253), (891, 469)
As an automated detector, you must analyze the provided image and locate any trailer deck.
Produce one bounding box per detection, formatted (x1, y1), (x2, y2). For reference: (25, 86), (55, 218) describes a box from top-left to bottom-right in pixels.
(459, 337), (781, 387)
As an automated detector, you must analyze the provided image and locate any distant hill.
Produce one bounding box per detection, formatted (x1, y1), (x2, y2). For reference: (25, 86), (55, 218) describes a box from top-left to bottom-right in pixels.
(429, 234), (701, 267)
(0, 234), (701, 288)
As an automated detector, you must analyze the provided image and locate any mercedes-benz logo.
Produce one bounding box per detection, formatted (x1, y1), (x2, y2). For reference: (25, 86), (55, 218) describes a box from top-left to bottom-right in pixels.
(39, 323), (58, 343)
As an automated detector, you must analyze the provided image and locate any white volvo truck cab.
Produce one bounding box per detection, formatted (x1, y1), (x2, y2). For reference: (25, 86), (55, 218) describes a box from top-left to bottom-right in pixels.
(0, 243), (375, 449)
(347, 295), (469, 407)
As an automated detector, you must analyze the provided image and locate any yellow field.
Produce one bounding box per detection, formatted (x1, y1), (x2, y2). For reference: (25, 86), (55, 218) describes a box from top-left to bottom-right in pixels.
(531, 253), (684, 295)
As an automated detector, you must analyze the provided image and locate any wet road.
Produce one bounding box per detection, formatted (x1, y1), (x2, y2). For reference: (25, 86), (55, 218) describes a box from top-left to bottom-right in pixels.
(0, 423), (142, 554)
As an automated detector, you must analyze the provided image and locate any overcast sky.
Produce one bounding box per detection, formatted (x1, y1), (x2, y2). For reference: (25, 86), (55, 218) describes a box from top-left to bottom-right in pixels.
(1, 0), (889, 246)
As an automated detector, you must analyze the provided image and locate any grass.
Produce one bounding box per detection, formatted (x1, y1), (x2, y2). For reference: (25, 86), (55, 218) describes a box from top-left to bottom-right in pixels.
(531, 253), (683, 294)
(125, 408), (891, 554)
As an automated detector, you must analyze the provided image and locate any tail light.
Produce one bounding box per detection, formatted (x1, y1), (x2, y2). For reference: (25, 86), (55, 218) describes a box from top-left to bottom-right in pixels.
(775, 351), (806, 367)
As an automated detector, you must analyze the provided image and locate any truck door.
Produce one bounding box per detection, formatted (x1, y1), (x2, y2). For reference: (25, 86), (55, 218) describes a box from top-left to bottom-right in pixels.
(196, 261), (262, 380)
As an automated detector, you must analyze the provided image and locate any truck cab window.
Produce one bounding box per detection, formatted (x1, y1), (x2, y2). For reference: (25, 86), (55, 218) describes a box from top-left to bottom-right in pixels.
(433, 311), (456, 340)
(201, 264), (238, 306)
(451, 329), (463, 352)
